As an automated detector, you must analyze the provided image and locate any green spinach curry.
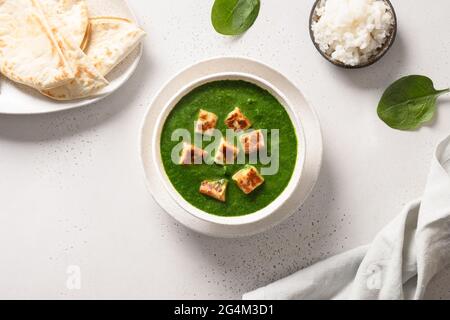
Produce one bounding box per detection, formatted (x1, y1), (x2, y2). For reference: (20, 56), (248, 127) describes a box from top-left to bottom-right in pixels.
(160, 80), (298, 217)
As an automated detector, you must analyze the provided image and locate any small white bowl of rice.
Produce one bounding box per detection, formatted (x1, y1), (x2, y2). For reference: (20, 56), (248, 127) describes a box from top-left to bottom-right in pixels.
(309, 0), (397, 68)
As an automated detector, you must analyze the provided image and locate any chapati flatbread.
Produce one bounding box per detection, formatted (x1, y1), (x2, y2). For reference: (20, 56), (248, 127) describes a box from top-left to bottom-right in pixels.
(41, 29), (108, 100)
(84, 17), (145, 76)
(80, 22), (91, 51)
(39, 0), (89, 48)
(0, 0), (74, 90)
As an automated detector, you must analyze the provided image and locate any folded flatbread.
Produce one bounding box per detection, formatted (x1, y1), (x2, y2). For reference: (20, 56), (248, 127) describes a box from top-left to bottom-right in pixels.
(39, 0), (89, 47)
(85, 17), (145, 76)
(0, 0), (74, 90)
(80, 22), (91, 51)
(40, 29), (109, 100)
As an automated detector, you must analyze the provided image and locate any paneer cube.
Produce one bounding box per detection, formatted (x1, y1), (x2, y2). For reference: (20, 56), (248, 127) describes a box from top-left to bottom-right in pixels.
(179, 143), (207, 165)
(214, 138), (239, 165)
(195, 109), (218, 135)
(232, 165), (264, 194)
(199, 179), (228, 202)
(224, 107), (251, 131)
(239, 130), (265, 154)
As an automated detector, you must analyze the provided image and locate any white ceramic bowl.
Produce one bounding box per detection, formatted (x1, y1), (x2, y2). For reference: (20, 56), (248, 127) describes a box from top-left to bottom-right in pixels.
(140, 56), (322, 237)
(152, 72), (306, 226)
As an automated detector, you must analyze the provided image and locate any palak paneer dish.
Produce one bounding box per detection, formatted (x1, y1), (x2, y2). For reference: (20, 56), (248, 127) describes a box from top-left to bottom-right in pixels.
(160, 80), (298, 217)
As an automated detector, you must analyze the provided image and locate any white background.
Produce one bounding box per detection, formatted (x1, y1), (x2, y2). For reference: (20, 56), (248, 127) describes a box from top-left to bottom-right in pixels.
(1, 0), (449, 299)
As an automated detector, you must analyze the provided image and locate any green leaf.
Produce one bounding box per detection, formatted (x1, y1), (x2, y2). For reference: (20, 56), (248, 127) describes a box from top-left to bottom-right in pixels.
(211, 0), (260, 36)
(377, 75), (450, 130)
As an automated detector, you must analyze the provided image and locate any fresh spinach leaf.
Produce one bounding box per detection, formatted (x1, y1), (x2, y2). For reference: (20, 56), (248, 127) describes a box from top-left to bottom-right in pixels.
(211, 0), (260, 36)
(377, 75), (449, 130)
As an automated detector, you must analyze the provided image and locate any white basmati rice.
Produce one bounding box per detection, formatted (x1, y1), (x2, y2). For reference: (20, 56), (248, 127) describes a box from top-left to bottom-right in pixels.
(312, 0), (394, 66)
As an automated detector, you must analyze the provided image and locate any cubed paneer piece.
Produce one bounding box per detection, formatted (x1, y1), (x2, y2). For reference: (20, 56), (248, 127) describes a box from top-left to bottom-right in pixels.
(214, 138), (239, 165)
(232, 165), (264, 194)
(239, 130), (265, 154)
(224, 107), (251, 131)
(199, 179), (228, 202)
(179, 143), (207, 165)
(195, 109), (218, 135)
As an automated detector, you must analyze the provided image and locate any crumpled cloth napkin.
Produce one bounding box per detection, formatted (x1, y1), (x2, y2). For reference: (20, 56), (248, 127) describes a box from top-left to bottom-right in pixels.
(244, 135), (450, 300)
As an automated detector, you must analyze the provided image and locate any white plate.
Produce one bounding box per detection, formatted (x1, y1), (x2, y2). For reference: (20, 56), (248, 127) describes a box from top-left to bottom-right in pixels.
(0, 0), (142, 115)
(140, 57), (323, 238)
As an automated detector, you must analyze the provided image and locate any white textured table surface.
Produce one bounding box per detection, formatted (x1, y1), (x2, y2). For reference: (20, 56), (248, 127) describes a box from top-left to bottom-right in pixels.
(1, 0), (449, 299)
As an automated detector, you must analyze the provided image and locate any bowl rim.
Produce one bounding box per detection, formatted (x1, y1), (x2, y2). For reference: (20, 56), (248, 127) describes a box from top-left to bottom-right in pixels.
(151, 72), (307, 226)
(309, 0), (398, 69)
